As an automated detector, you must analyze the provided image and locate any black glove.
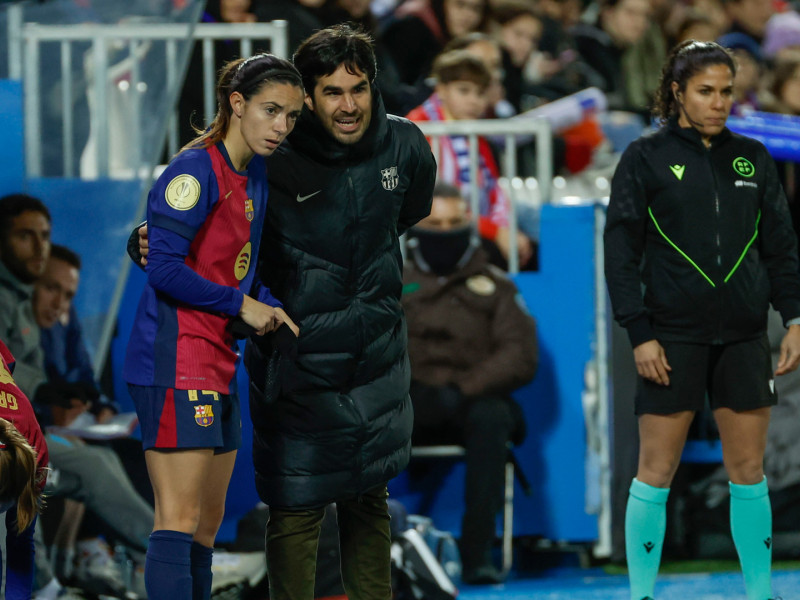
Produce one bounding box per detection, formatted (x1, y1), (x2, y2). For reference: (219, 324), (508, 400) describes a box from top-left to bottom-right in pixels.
(228, 317), (257, 340)
(127, 220), (147, 271)
(244, 324), (298, 405)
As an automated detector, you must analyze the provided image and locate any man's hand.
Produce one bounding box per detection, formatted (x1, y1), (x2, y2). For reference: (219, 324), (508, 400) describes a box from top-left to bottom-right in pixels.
(633, 339), (672, 386)
(495, 227), (534, 266)
(776, 324), (800, 375)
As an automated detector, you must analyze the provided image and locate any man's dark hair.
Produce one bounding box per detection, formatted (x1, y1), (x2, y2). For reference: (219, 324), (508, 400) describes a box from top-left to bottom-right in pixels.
(0, 194), (51, 238)
(293, 23), (377, 93)
(50, 244), (81, 270)
(433, 181), (463, 199)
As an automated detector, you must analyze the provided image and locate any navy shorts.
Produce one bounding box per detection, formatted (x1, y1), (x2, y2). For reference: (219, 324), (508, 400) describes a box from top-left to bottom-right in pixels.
(129, 384), (241, 453)
(635, 335), (777, 415)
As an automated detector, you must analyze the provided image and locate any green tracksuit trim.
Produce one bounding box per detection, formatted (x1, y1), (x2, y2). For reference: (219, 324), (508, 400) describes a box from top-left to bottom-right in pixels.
(647, 207), (761, 288)
(724, 210), (761, 283)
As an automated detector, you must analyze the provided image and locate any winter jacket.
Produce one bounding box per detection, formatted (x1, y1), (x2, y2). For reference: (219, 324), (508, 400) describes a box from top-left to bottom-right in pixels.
(402, 247), (538, 398)
(604, 117), (800, 348)
(246, 89), (436, 509)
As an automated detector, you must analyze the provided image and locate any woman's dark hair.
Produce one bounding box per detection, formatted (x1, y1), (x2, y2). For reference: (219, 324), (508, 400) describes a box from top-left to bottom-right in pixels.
(0, 418), (43, 532)
(653, 40), (736, 123)
(184, 53), (303, 152)
(293, 24), (377, 95)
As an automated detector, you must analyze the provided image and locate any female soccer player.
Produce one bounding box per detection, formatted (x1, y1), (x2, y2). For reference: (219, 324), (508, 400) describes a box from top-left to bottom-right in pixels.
(604, 40), (800, 600)
(0, 339), (48, 600)
(124, 54), (303, 600)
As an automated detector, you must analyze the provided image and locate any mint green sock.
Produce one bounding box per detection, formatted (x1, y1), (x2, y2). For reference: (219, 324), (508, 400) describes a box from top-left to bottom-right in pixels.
(730, 476), (772, 600)
(626, 478), (669, 600)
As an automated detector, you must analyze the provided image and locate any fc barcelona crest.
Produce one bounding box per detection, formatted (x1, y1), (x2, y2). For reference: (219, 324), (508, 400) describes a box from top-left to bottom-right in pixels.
(381, 166), (399, 191)
(244, 198), (254, 222)
(194, 404), (214, 427)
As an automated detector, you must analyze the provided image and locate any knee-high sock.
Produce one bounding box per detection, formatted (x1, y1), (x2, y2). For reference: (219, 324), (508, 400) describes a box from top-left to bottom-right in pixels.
(145, 530), (193, 600)
(626, 478), (669, 600)
(730, 477), (772, 600)
(190, 542), (213, 600)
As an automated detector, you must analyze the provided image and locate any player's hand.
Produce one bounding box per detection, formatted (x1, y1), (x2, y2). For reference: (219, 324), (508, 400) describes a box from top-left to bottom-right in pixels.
(239, 295), (281, 335)
(273, 307), (300, 337)
(633, 339), (672, 386)
(138, 224), (149, 266)
(776, 324), (800, 375)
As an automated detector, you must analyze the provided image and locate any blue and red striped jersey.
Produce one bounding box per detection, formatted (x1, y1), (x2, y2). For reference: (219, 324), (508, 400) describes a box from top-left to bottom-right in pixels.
(124, 143), (278, 393)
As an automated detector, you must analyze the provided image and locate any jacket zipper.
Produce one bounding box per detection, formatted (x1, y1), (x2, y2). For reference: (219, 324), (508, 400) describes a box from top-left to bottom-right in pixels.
(707, 145), (723, 343)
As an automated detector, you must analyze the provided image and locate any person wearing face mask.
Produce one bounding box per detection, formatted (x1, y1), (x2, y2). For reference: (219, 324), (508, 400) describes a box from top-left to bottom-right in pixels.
(402, 182), (538, 584)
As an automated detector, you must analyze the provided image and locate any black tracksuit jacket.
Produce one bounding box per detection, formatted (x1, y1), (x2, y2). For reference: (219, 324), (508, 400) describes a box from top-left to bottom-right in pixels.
(604, 116), (800, 348)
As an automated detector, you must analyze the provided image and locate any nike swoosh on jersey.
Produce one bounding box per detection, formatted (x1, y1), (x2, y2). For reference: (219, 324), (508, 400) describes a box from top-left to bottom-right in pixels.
(296, 190), (321, 203)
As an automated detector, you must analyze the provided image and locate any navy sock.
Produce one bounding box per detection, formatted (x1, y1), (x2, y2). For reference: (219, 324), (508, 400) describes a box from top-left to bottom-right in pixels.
(190, 542), (214, 600)
(145, 530), (193, 600)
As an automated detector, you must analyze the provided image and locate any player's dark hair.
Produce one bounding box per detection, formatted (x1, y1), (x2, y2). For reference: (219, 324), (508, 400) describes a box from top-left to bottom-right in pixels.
(0, 417), (44, 532)
(653, 40), (736, 124)
(184, 53), (303, 152)
(293, 24), (377, 94)
(0, 194), (51, 239)
(50, 244), (81, 270)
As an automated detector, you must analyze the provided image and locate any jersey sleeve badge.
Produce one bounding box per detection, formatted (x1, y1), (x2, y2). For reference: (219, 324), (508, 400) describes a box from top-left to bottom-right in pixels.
(165, 174), (202, 211)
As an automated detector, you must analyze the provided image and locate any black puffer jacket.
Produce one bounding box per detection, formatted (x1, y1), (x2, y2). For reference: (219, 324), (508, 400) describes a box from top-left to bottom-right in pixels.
(246, 90), (436, 509)
(605, 117), (800, 348)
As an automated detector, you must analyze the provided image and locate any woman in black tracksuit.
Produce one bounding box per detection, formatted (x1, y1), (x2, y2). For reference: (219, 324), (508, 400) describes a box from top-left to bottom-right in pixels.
(604, 40), (800, 600)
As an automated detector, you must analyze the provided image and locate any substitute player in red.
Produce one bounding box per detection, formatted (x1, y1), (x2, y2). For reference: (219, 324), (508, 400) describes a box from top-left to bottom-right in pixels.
(0, 338), (48, 600)
(124, 54), (303, 600)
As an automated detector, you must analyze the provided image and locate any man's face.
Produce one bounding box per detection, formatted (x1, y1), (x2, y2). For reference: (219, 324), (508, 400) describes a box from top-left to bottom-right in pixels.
(0, 210), (51, 284)
(436, 80), (489, 121)
(416, 195), (471, 231)
(33, 256), (79, 329)
(306, 64), (373, 145)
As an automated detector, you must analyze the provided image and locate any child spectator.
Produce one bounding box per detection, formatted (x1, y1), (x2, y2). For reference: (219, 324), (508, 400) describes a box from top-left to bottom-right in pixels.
(406, 49), (534, 269)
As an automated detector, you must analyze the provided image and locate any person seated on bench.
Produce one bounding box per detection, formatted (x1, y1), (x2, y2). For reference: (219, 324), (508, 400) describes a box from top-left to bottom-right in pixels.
(402, 182), (538, 584)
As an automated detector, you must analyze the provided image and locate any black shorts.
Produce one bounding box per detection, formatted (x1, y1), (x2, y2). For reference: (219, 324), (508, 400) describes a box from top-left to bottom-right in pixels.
(635, 335), (777, 415)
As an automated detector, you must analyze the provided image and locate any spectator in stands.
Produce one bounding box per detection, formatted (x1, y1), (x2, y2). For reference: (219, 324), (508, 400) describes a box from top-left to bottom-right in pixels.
(377, 0), (491, 114)
(254, 0), (325, 55)
(403, 182), (537, 584)
(489, 0), (544, 113)
(718, 32), (764, 115)
(320, 0), (379, 34)
(762, 11), (800, 62)
(407, 49), (535, 269)
(443, 32), (510, 116)
(721, 0), (775, 46)
(605, 40), (800, 600)
(672, 10), (721, 46)
(0, 339), (48, 600)
(571, 0), (652, 111)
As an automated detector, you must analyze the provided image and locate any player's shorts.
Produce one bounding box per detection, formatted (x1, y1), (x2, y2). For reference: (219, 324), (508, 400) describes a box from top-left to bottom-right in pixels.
(635, 334), (777, 415)
(128, 385), (241, 453)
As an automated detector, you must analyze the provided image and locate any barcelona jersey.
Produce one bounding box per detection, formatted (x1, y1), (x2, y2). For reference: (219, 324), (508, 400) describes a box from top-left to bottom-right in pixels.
(0, 340), (48, 485)
(124, 143), (277, 394)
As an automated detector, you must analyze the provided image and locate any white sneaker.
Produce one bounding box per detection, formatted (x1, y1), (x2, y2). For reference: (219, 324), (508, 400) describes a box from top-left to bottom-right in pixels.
(211, 550), (267, 589)
(72, 537), (126, 597)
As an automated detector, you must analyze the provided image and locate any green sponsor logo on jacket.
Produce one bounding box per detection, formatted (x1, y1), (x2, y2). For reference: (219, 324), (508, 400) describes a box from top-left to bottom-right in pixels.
(733, 157), (755, 177)
(402, 282), (420, 295)
(669, 164), (685, 181)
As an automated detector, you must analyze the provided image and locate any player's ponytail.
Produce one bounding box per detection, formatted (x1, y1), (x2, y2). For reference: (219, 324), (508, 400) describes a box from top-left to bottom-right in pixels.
(0, 418), (44, 532)
(182, 54), (303, 153)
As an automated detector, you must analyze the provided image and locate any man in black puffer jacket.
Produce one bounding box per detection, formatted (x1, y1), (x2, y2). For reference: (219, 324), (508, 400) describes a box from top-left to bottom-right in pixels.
(245, 24), (436, 600)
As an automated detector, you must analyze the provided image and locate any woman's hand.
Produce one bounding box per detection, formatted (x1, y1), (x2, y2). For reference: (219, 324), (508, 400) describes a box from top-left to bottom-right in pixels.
(239, 295), (282, 335)
(273, 307), (300, 337)
(633, 339), (672, 386)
